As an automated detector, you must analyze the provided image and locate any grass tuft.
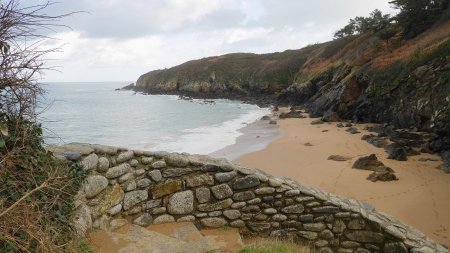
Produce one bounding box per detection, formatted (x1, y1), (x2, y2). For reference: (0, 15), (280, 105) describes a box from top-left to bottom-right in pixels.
(239, 238), (312, 253)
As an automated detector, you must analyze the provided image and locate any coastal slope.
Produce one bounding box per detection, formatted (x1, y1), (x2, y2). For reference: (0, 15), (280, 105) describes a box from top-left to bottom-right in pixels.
(136, 19), (450, 141)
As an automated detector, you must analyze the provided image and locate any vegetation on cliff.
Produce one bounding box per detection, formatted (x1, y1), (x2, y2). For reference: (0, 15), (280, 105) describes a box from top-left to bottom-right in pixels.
(0, 1), (87, 252)
(137, 47), (321, 102)
(136, 1), (450, 136)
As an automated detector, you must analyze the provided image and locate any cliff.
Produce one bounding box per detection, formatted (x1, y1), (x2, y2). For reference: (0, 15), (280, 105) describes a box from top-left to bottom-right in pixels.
(136, 21), (450, 148)
(136, 47), (320, 104)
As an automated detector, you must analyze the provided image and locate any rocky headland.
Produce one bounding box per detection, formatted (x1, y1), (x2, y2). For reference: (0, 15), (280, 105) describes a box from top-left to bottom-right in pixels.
(132, 20), (450, 166)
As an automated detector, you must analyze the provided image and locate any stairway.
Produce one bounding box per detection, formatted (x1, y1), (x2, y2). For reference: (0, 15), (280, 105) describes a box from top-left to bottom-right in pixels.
(89, 222), (244, 253)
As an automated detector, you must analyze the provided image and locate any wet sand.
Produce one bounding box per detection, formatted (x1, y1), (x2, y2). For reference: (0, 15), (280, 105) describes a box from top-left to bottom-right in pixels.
(236, 117), (450, 246)
(210, 119), (281, 161)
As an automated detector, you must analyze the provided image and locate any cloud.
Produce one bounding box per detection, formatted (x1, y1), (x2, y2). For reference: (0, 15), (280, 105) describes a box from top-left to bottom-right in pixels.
(225, 27), (273, 43)
(157, 0), (228, 26)
(32, 0), (395, 82)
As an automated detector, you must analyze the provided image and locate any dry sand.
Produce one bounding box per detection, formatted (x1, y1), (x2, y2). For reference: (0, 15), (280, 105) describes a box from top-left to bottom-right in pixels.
(236, 117), (450, 246)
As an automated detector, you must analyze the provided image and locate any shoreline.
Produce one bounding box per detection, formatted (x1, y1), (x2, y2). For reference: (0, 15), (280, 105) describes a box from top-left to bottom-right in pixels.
(234, 116), (450, 246)
(133, 88), (280, 108)
(209, 116), (281, 161)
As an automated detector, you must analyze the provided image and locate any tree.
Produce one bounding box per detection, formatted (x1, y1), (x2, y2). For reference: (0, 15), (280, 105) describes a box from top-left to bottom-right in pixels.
(334, 9), (392, 39)
(334, 20), (357, 38)
(389, 0), (449, 38)
(0, 0), (70, 149)
(366, 9), (392, 33)
(0, 1), (85, 252)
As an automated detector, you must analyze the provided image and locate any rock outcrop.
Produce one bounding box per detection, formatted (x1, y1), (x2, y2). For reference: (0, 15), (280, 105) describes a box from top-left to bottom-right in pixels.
(352, 154), (398, 182)
(49, 143), (447, 253)
(135, 22), (450, 155)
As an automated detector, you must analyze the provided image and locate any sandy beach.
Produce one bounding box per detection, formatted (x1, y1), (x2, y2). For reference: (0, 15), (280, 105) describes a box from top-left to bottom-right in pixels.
(210, 120), (281, 161)
(235, 116), (450, 246)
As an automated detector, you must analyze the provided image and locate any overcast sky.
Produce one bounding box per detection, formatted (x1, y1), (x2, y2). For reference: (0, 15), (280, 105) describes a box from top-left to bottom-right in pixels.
(31, 0), (394, 82)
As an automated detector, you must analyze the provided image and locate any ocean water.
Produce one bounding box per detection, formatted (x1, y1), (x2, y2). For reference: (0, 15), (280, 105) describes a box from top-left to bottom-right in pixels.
(38, 82), (270, 154)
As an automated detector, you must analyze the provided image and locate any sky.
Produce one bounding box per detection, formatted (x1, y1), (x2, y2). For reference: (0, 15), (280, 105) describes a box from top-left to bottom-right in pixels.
(28, 0), (395, 82)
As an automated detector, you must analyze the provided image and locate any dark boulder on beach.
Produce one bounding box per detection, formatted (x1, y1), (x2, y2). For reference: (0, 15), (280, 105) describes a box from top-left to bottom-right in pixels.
(279, 110), (304, 119)
(361, 134), (387, 148)
(346, 127), (360, 134)
(310, 119), (324, 125)
(327, 155), (350, 161)
(353, 154), (384, 171)
(353, 154), (398, 182)
(367, 169), (398, 182)
(385, 143), (408, 161)
(322, 110), (340, 122)
(438, 151), (450, 173)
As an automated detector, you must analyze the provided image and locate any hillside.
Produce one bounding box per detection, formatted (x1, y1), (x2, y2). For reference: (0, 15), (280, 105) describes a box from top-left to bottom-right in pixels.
(136, 20), (450, 147)
(136, 46), (321, 103)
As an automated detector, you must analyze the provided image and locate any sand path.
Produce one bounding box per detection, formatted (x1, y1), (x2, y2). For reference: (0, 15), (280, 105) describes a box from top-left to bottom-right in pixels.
(236, 117), (450, 246)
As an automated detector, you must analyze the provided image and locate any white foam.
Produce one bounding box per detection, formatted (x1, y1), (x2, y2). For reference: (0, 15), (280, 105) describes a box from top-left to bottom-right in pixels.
(151, 107), (270, 154)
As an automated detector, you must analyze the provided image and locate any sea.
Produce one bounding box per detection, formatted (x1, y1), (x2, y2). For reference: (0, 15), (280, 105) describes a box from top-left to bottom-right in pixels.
(38, 82), (271, 155)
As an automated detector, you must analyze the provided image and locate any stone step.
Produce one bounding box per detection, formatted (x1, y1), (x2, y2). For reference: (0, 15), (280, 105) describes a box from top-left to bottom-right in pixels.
(89, 221), (245, 253)
(146, 222), (244, 253)
(91, 224), (212, 253)
(147, 222), (218, 252)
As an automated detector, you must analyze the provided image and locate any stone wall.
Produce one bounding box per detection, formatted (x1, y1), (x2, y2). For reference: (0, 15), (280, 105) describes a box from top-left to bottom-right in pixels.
(50, 143), (447, 253)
